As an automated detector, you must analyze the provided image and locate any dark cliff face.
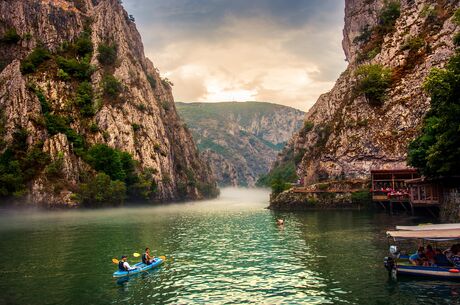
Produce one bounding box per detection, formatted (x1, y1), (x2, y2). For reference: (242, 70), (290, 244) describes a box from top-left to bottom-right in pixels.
(274, 0), (459, 185)
(0, 0), (217, 205)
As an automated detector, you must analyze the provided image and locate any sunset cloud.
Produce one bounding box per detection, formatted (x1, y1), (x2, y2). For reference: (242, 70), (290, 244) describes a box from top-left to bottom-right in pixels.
(123, 0), (346, 111)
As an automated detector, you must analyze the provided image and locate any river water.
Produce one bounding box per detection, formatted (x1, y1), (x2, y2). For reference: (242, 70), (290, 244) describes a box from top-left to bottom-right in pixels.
(1, 188), (459, 304)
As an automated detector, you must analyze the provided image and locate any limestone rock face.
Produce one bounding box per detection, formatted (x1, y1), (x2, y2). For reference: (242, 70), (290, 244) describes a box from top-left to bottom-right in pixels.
(279, 0), (459, 184)
(0, 0), (217, 205)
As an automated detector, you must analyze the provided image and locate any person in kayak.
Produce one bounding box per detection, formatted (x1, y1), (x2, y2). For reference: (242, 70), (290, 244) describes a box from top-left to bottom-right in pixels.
(142, 248), (155, 265)
(118, 255), (138, 271)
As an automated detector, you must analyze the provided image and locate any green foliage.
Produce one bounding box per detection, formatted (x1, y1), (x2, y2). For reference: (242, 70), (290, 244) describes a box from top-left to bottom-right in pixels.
(160, 100), (170, 111)
(57, 69), (71, 81)
(20, 47), (51, 74)
(147, 74), (156, 89)
(0, 111), (5, 150)
(1, 28), (21, 43)
(299, 120), (314, 137)
(45, 152), (64, 178)
(0, 129), (50, 198)
(97, 43), (117, 66)
(32, 86), (51, 114)
(89, 123), (99, 133)
(256, 160), (298, 188)
(353, 25), (373, 44)
(317, 183), (329, 191)
(351, 189), (371, 204)
(161, 77), (174, 87)
(377, 1), (401, 34)
(132, 123), (141, 132)
(453, 8), (460, 25)
(128, 169), (158, 200)
(408, 52), (460, 176)
(454, 33), (460, 47)
(75, 81), (94, 116)
(270, 176), (291, 195)
(77, 173), (126, 206)
(86, 144), (135, 182)
(354, 1), (400, 63)
(355, 64), (392, 106)
(56, 55), (95, 81)
(197, 181), (219, 198)
(43, 113), (86, 156)
(75, 32), (93, 57)
(197, 138), (229, 157)
(102, 75), (122, 99)
(400, 36), (424, 51)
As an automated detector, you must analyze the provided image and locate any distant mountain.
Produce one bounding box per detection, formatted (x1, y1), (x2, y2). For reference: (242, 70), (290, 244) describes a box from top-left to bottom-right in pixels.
(176, 102), (305, 187)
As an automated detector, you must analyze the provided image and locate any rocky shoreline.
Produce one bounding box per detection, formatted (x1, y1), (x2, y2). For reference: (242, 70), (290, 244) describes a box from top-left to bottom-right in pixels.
(268, 179), (371, 211)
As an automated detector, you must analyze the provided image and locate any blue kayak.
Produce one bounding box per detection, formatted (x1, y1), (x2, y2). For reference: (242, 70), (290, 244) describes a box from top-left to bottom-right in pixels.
(112, 258), (163, 278)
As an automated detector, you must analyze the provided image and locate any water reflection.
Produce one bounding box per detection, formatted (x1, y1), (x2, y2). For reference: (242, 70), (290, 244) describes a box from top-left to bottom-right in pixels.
(0, 188), (460, 304)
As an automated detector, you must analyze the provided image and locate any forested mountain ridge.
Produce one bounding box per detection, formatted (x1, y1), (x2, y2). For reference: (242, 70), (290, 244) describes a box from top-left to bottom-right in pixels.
(176, 102), (304, 187)
(0, 0), (217, 206)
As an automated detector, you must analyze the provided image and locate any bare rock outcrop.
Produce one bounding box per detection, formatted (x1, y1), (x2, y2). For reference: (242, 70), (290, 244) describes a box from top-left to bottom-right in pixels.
(277, 0), (459, 185)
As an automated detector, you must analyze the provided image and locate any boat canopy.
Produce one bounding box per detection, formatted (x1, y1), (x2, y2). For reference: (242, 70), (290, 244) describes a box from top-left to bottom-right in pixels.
(396, 223), (460, 231)
(387, 229), (460, 241)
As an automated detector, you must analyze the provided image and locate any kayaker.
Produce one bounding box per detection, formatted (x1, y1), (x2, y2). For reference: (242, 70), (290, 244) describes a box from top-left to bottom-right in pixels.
(142, 248), (155, 265)
(118, 255), (138, 271)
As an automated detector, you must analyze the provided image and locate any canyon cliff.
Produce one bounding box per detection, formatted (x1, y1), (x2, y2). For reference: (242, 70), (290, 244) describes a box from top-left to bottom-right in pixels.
(0, 0), (218, 206)
(272, 0), (459, 187)
(176, 102), (304, 187)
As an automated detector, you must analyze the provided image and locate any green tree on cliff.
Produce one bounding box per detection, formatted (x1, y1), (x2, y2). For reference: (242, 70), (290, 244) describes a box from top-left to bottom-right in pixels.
(407, 52), (460, 176)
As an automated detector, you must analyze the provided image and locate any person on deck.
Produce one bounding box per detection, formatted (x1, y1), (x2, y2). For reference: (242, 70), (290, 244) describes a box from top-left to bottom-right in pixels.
(409, 246), (425, 266)
(425, 245), (436, 264)
(434, 248), (452, 267)
(142, 248), (155, 265)
(449, 246), (460, 267)
(119, 255), (138, 271)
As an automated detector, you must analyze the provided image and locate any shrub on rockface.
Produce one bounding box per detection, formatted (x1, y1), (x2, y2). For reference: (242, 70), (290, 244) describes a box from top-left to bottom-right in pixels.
(257, 160), (298, 189)
(377, 1), (401, 34)
(20, 46), (51, 74)
(355, 64), (392, 106)
(97, 43), (117, 66)
(0, 128), (50, 198)
(56, 55), (95, 81)
(1, 28), (21, 44)
(85, 144), (133, 182)
(102, 75), (122, 99)
(75, 81), (94, 116)
(77, 173), (127, 206)
(408, 52), (460, 177)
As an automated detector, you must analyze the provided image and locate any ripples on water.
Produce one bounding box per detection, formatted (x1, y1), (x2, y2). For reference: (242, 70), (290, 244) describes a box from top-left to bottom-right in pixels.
(1, 188), (460, 304)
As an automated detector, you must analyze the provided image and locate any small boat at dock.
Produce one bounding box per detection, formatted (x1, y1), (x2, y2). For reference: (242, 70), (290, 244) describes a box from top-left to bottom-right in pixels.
(384, 225), (460, 280)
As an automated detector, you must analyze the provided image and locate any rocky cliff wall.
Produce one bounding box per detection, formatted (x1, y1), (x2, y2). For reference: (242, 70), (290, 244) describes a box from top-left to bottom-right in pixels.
(0, 0), (217, 206)
(176, 102), (305, 187)
(279, 0), (459, 184)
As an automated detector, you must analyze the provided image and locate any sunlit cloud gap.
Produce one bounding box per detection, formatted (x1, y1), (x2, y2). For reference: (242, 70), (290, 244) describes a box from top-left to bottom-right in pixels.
(123, 0), (346, 111)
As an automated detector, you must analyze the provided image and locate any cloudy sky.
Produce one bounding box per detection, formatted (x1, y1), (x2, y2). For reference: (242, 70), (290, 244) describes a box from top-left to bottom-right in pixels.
(123, 0), (346, 111)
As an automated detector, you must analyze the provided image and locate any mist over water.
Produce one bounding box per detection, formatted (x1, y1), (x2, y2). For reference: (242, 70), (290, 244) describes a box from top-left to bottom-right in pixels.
(1, 188), (460, 304)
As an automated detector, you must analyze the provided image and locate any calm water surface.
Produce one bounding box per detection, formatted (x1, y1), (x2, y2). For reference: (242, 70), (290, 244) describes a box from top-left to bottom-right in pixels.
(1, 188), (460, 305)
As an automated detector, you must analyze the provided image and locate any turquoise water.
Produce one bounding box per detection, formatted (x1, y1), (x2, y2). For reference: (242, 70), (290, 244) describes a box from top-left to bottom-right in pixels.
(0, 188), (459, 304)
